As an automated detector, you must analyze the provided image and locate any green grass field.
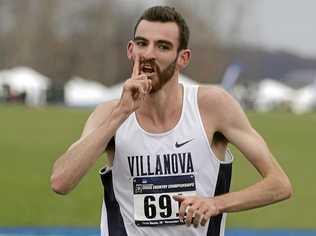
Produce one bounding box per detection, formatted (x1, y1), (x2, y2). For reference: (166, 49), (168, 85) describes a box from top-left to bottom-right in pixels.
(0, 105), (315, 228)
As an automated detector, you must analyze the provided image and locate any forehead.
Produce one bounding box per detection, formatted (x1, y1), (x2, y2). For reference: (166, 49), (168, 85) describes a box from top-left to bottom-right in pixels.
(135, 20), (179, 47)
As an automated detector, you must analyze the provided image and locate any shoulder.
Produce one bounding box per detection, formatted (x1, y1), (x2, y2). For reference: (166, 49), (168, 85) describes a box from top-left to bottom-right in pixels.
(198, 85), (230, 106)
(197, 85), (247, 131)
(197, 85), (236, 116)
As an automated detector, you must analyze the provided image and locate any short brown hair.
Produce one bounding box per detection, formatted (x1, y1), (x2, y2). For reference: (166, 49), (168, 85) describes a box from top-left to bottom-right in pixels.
(134, 6), (190, 52)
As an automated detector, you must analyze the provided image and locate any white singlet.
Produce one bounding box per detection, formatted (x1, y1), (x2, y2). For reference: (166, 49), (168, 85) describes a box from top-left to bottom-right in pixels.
(100, 84), (233, 236)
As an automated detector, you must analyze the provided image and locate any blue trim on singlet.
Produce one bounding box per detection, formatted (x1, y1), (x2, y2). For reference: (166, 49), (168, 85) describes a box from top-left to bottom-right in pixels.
(0, 228), (315, 236)
(207, 162), (232, 236)
(226, 229), (316, 236)
(100, 168), (128, 236)
(0, 227), (98, 235)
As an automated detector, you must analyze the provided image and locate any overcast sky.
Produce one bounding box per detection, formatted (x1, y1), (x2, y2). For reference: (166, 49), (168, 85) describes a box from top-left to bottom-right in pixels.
(217, 0), (316, 58)
(125, 0), (316, 58)
(2, 0), (312, 59)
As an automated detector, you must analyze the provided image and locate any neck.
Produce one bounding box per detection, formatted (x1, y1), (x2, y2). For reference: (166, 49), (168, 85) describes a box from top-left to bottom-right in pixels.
(137, 73), (183, 125)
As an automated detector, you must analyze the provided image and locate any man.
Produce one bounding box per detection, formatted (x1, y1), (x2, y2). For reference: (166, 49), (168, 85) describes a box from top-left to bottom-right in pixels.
(51, 6), (292, 236)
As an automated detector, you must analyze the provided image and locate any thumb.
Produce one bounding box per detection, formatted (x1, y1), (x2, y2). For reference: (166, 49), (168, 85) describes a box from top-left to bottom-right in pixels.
(173, 195), (185, 202)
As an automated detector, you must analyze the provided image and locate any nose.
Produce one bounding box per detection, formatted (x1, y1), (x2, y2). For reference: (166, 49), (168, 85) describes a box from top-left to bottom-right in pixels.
(142, 43), (156, 60)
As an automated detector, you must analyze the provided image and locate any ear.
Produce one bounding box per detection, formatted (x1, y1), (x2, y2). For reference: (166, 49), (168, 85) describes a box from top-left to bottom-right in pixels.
(177, 49), (191, 70)
(127, 40), (134, 60)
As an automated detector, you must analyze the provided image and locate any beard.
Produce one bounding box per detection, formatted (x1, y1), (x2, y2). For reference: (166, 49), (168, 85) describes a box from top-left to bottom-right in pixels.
(150, 57), (177, 93)
(131, 55), (178, 93)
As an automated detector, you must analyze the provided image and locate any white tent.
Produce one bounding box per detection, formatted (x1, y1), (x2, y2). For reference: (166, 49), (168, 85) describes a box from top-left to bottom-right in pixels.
(64, 74), (198, 107)
(291, 83), (316, 114)
(0, 67), (51, 106)
(254, 79), (295, 112)
(64, 77), (110, 107)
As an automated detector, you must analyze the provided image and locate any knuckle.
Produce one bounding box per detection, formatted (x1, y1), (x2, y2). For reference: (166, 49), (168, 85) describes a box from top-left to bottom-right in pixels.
(181, 201), (188, 208)
(204, 211), (212, 219)
(188, 208), (194, 214)
(123, 79), (133, 87)
(200, 218), (207, 226)
(195, 210), (202, 217)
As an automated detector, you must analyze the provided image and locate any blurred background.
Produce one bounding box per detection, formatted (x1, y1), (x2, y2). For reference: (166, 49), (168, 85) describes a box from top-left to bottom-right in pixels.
(0, 0), (315, 235)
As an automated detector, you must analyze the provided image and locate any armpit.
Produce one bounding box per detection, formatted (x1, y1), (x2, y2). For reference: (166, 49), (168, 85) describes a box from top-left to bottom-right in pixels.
(211, 132), (228, 161)
(105, 137), (115, 167)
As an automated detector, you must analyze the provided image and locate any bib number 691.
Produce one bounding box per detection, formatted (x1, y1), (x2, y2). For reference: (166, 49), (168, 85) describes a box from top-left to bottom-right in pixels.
(144, 195), (172, 219)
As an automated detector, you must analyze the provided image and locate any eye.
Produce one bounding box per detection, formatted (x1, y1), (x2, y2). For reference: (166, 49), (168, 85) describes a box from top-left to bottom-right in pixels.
(158, 44), (170, 51)
(135, 41), (147, 47)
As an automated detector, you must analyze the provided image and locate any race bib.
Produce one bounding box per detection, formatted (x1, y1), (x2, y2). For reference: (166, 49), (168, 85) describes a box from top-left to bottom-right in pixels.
(133, 174), (196, 226)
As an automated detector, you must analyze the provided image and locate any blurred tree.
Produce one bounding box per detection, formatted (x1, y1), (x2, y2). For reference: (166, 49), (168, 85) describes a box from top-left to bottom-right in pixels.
(0, 0), (251, 86)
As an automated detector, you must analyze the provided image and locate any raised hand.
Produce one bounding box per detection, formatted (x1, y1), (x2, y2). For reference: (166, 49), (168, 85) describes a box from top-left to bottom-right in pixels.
(118, 54), (153, 114)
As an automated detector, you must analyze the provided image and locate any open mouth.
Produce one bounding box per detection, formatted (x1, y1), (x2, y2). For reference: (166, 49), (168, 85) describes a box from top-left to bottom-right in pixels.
(141, 64), (155, 74)
(140, 57), (157, 75)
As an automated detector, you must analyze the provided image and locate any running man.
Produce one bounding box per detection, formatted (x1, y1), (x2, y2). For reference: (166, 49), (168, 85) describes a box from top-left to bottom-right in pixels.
(51, 6), (292, 236)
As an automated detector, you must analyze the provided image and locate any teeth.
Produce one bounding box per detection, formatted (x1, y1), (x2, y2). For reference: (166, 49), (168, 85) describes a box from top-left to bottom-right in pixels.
(142, 65), (154, 73)
(141, 62), (155, 73)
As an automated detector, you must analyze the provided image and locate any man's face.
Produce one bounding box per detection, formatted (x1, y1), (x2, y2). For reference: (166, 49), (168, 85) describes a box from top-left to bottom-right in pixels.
(131, 20), (180, 93)
(137, 56), (178, 93)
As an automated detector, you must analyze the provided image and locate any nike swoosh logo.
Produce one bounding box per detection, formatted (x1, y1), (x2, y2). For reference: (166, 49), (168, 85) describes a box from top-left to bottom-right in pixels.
(175, 139), (193, 148)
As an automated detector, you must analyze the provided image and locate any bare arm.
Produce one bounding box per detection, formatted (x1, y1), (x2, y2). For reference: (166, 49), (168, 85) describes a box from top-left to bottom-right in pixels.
(50, 101), (128, 194)
(175, 86), (293, 227)
(50, 54), (153, 194)
(214, 89), (292, 212)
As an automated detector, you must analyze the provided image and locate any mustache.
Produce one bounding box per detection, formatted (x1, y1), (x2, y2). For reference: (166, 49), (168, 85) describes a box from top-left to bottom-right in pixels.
(139, 57), (156, 68)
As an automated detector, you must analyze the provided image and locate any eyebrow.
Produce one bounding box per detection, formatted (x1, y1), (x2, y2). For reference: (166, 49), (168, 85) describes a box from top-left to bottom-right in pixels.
(134, 36), (174, 48)
(157, 40), (173, 48)
(133, 36), (147, 42)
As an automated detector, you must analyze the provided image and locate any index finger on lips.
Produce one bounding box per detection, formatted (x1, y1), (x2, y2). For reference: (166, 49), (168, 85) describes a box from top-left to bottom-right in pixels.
(132, 54), (140, 78)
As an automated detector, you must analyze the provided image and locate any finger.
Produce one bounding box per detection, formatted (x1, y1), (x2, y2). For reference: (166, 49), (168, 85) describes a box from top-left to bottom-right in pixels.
(200, 216), (208, 226)
(124, 79), (143, 92)
(125, 79), (151, 99)
(145, 72), (156, 78)
(137, 79), (151, 94)
(134, 72), (156, 80)
(147, 79), (152, 93)
(173, 195), (185, 202)
(185, 205), (196, 226)
(178, 199), (191, 221)
(173, 195), (185, 221)
(193, 211), (202, 228)
(132, 54), (140, 77)
(127, 83), (145, 100)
